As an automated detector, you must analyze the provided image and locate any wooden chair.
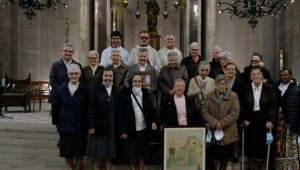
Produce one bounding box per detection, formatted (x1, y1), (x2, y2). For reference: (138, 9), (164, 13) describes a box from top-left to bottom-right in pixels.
(32, 81), (51, 111)
(1, 74), (31, 113)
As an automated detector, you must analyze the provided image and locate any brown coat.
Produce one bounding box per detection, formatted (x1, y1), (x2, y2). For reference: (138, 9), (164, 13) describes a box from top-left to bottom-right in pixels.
(158, 63), (189, 97)
(107, 61), (128, 90)
(201, 89), (239, 145)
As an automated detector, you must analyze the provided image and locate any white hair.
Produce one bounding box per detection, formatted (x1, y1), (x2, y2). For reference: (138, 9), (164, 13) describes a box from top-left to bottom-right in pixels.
(63, 43), (74, 51)
(173, 78), (185, 87)
(164, 34), (175, 41)
(167, 51), (178, 59)
(213, 46), (224, 52)
(189, 42), (199, 49)
(198, 61), (211, 71)
(67, 64), (81, 73)
(111, 49), (121, 55)
(88, 50), (99, 58)
(219, 51), (231, 59)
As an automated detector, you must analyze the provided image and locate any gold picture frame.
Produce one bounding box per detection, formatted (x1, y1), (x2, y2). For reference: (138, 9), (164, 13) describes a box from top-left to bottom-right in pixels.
(163, 126), (206, 170)
(130, 71), (154, 88)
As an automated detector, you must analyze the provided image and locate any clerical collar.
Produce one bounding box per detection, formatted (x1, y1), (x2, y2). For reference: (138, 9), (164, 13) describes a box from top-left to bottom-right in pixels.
(165, 46), (175, 50)
(111, 45), (120, 48)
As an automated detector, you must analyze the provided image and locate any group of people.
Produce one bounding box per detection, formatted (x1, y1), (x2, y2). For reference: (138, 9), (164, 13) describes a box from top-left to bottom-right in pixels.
(48, 30), (300, 170)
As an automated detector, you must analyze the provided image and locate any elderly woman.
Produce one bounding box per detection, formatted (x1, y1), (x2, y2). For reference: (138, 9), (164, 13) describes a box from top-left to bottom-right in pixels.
(241, 67), (276, 170)
(82, 50), (105, 88)
(56, 63), (90, 170)
(158, 51), (188, 102)
(181, 42), (204, 80)
(213, 51), (240, 78)
(119, 75), (158, 170)
(244, 52), (273, 85)
(187, 61), (215, 113)
(160, 78), (204, 128)
(201, 74), (239, 170)
(86, 68), (120, 170)
(224, 62), (245, 163)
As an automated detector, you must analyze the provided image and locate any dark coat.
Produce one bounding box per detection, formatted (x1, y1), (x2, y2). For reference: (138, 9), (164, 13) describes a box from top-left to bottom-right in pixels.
(160, 94), (205, 126)
(56, 81), (90, 134)
(209, 59), (221, 79)
(241, 83), (277, 124)
(231, 77), (246, 102)
(48, 58), (82, 104)
(82, 65), (105, 88)
(86, 84), (120, 136)
(181, 54), (204, 80)
(107, 61), (128, 90)
(158, 63), (189, 99)
(244, 65), (273, 85)
(213, 66), (240, 79)
(274, 79), (300, 134)
(119, 88), (158, 139)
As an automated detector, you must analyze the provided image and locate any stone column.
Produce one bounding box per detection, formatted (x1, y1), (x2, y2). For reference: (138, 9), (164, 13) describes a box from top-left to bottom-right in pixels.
(205, 0), (216, 62)
(79, 0), (90, 67)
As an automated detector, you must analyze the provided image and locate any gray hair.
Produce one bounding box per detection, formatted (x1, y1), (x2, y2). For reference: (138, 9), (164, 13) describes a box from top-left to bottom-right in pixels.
(189, 42), (199, 49)
(219, 51), (231, 59)
(173, 78), (185, 87)
(167, 51), (178, 59)
(198, 61), (211, 71)
(137, 48), (148, 56)
(63, 43), (74, 51)
(111, 49), (121, 55)
(164, 34), (175, 41)
(67, 64), (81, 73)
(213, 46), (224, 52)
(88, 50), (99, 58)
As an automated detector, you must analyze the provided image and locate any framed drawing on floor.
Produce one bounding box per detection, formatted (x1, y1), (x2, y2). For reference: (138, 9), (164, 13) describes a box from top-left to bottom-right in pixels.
(162, 126), (206, 170)
(130, 71), (153, 88)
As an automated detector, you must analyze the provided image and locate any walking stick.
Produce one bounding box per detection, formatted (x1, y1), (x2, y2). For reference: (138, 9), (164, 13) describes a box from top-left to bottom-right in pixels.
(266, 129), (272, 170)
(242, 125), (245, 170)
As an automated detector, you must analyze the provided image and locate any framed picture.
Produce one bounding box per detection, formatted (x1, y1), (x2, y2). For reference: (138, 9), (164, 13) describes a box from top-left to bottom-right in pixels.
(130, 71), (153, 88)
(163, 126), (206, 170)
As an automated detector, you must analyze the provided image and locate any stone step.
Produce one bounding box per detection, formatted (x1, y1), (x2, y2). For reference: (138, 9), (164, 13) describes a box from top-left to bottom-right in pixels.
(0, 154), (161, 170)
(0, 138), (58, 149)
(0, 123), (59, 141)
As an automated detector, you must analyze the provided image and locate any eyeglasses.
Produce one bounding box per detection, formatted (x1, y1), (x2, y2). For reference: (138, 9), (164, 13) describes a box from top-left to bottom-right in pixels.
(88, 57), (98, 60)
(132, 80), (142, 84)
(69, 72), (79, 76)
(63, 50), (74, 53)
(140, 37), (149, 40)
(190, 49), (199, 51)
(251, 60), (260, 64)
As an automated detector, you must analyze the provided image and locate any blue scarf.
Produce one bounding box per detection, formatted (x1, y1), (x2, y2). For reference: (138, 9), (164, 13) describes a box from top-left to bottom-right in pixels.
(102, 82), (113, 88)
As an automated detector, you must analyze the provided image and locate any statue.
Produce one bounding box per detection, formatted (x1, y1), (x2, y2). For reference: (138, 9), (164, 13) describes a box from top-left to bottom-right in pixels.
(145, 0), (160, 35)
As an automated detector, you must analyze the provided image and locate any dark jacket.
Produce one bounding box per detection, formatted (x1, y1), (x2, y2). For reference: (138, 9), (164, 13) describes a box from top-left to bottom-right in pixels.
(119, 88), (158, 139)
(107, 61), (128, 90)
(213, 66), (240, 79)
(209, 59), (221, 79)
(82, 65), (105, 88)
(56, 81), (90, 134)
(87, 84), (120, 136)
(160, 94), (205, 126)
(181, 54), (204, 80)
(48, 58), (82, 104)
(274, 79), (300, 133)
(231, 77), (246, 102)
(244, 65), (273, 85)
(241, 83), (277, 125)
(158, 63), (189, 99)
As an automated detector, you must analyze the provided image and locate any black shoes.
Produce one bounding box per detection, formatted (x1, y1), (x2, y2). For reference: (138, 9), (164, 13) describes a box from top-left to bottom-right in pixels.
(57, 140), (60, 148)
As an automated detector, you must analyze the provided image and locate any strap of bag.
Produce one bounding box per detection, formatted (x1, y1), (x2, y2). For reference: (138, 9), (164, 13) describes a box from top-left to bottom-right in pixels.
(195, 77), (205, 101)
(131, 91), (144, 113)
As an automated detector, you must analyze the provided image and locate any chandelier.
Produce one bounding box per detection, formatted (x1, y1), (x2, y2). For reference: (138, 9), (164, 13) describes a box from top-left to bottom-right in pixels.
(1, 0), (67, 25)
(217, 0), (294, 32)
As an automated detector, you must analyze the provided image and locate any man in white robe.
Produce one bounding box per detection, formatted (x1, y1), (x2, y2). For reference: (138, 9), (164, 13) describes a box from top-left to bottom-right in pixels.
(158, 34), (183, 67)
(127, 30), (162, 75)
(100, 31), (129, 67)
